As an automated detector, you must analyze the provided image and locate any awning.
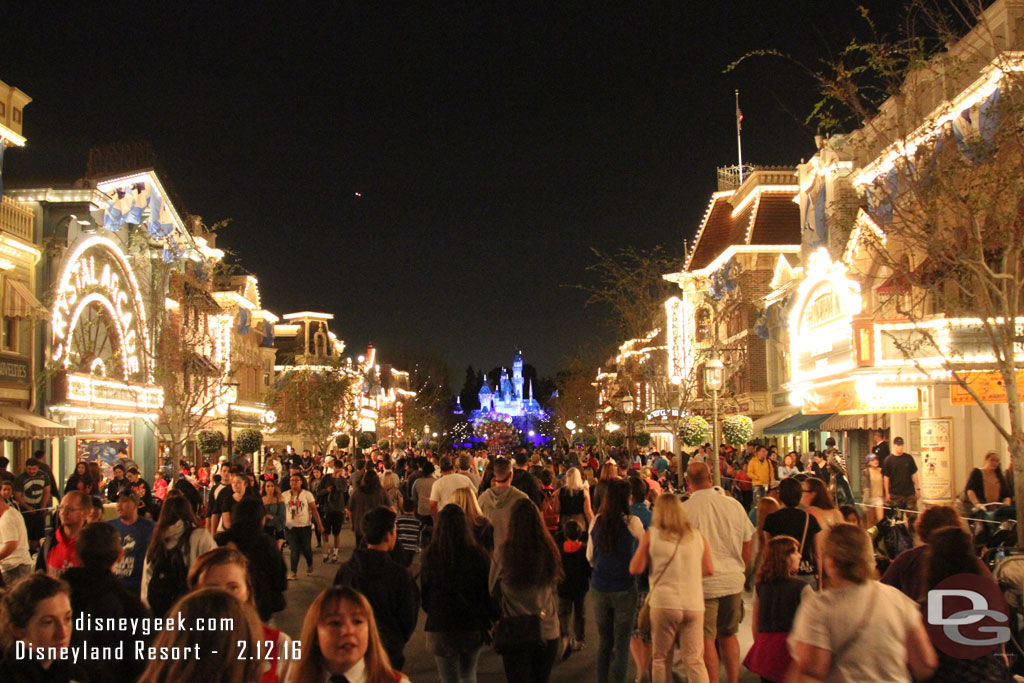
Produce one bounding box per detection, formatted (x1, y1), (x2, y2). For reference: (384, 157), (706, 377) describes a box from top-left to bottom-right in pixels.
(0, 416), (30, 439)
(3, 278), (45, 319)
(0, 405), (76, 438)
(752, 408), (800, 435)
(763, 412), (836, 436)
(820, 412), (890, 431)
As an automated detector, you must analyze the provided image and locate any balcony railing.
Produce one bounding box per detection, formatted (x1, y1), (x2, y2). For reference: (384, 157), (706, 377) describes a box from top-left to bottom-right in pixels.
(0, 196), (33, 242)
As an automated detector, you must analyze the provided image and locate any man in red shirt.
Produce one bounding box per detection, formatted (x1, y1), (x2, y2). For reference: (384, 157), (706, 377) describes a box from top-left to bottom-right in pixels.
(46, 490), (89, 576)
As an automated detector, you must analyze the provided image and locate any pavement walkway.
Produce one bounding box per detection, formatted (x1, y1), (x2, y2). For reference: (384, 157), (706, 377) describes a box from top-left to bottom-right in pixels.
(272, 529), (759, 682)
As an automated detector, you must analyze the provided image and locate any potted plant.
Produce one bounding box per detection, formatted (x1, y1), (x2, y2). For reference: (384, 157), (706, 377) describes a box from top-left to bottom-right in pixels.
(722, 415), (754, 448)
(679, 415), (711, 447)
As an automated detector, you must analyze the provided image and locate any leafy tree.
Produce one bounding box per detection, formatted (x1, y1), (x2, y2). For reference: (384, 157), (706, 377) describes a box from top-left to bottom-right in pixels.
(265, 358), (355, 457)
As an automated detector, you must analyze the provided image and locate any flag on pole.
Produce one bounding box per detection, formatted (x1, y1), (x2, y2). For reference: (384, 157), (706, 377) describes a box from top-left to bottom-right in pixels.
(736, 103), (743, 132)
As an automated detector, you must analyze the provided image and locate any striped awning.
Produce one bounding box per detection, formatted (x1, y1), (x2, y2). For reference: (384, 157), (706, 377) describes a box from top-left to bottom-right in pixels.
(820, 412), (890, 431)
(0, 416), (29, 438)
(3, 278), (45, 319)
(0, 405), (76, 438)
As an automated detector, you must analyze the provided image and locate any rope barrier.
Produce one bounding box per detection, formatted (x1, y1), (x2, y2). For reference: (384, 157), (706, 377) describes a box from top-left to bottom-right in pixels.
(850, 500), (1016, 526)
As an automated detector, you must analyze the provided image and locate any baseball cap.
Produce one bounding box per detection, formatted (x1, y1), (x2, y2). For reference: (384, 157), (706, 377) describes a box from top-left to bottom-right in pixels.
(893, 436), (904, 446)
(866, 453), (878, 463)
(219, 455), (229, 463)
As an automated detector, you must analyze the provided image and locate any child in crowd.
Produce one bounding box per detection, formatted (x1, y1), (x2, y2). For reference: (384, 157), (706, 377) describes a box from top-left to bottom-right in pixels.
(743, 535), (813, 683)
(558, 519), (591, 657)
(395, 497), (424, 558)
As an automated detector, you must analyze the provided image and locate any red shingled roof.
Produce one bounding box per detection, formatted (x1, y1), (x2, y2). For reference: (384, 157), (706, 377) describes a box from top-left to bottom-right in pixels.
(686, 190), (800, 270)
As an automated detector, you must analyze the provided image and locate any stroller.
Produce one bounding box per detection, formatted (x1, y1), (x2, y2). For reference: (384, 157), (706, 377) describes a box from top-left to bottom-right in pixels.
(993, 553), (1024, 673)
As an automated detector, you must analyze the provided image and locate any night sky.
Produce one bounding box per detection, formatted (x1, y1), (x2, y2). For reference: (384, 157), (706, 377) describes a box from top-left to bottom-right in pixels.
(1, 2), (901, 386)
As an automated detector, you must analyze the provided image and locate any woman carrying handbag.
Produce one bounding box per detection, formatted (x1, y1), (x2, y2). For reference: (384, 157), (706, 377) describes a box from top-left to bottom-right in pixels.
(629, 493), (713, 683)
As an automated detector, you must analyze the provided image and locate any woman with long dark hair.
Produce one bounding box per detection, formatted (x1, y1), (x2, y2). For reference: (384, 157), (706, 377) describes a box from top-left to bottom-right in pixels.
(141, 493), (216, 616)
(421, 504), (495, 682)
(491, 497), (564, 682)
(588, 478), (644, 683)
(802, 476), (843, 531)
(921, 526), (1012, 681)
(349, 469), (388, 548)
(290, 585), (410, 683)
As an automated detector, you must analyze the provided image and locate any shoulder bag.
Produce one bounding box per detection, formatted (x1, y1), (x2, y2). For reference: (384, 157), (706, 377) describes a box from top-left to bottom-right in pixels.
(796, 511), (816, 576)
(492, 579), (544, 654)
(637, 532), (682, 632)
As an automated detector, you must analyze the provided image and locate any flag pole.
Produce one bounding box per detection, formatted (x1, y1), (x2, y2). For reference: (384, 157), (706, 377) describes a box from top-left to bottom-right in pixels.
(735, 89), (744, 184)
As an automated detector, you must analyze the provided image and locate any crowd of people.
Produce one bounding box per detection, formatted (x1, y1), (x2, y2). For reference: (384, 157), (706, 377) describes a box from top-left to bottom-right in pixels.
(0, 436), (1013, 682)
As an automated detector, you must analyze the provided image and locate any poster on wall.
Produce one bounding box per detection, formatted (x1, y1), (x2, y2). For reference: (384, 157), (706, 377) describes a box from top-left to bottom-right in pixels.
(919, 417), (953, 503)
(76, 437), (132, 478)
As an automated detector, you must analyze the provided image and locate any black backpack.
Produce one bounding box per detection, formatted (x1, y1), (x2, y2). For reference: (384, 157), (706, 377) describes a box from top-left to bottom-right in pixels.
(147, 530), (191, 617)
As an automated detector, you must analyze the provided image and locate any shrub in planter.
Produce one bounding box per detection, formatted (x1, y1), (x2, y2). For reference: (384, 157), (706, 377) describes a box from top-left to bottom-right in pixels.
(196, 430), (225, 455)
(606, 431), (625, 448)
(235, 429), (263, 455)
(335, 434), (350, 449)
(357, 432), (375, 449)
(634, 432), (653, 448)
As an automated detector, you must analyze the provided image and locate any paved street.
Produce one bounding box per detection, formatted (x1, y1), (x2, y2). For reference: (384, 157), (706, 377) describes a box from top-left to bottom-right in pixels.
(272, 528), (759, 682)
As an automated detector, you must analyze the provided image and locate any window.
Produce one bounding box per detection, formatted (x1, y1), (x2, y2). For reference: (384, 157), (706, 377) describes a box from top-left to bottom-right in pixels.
(695, 308), (712, 342)
(12, 108), (21, 124)
(0, 103), (6, 117)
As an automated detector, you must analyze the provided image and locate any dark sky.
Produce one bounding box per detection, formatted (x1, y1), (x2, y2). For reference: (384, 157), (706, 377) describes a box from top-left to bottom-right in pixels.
(1, 1), (901, 386)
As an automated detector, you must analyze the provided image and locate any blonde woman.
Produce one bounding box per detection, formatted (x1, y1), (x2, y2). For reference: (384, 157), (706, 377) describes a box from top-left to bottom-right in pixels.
(381, 471), (402, 511)
(289, 585), (410, 683)
(630, 493), (712, 683)
(559, 467), (594, 529)
(137, 588), (264, 683)
(450, 486), (494, 552)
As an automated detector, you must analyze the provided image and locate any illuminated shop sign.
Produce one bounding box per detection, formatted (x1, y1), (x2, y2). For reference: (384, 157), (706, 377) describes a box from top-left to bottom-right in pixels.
(789, 249), (862, 387)
(51, 236), (152, 383)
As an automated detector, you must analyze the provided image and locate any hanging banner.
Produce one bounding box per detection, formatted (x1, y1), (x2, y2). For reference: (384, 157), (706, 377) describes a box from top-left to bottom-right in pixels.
(949, 370), (1024, 405)
(919, 417), (953, 503)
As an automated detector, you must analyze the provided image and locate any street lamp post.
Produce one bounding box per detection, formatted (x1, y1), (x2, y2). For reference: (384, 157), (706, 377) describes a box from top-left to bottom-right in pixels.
(565, 420), (576, 450)
(616, 390), (636, 459)
(223, 382), (239, 463)
(703, 351), (725, 487)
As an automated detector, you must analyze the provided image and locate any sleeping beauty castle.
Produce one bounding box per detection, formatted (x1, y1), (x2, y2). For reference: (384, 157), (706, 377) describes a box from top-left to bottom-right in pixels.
(472, 351), (544, 419)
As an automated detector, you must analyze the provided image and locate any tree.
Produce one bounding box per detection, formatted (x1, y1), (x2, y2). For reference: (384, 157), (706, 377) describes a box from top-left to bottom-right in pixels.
(577, 245), (682, 343)
(549, 359), (600, 445)
(153, 270), (231, 482)
(737, 0), (1024, 541)
(265, 358), (355, 457)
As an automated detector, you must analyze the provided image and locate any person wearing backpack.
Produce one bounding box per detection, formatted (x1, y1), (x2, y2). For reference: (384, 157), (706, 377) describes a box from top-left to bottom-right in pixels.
(141, 493), (216, 617)
(539, 469), (561, 536)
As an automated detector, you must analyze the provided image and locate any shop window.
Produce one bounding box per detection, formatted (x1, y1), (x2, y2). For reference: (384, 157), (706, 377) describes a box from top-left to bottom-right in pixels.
(3, 318), (18, 353)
